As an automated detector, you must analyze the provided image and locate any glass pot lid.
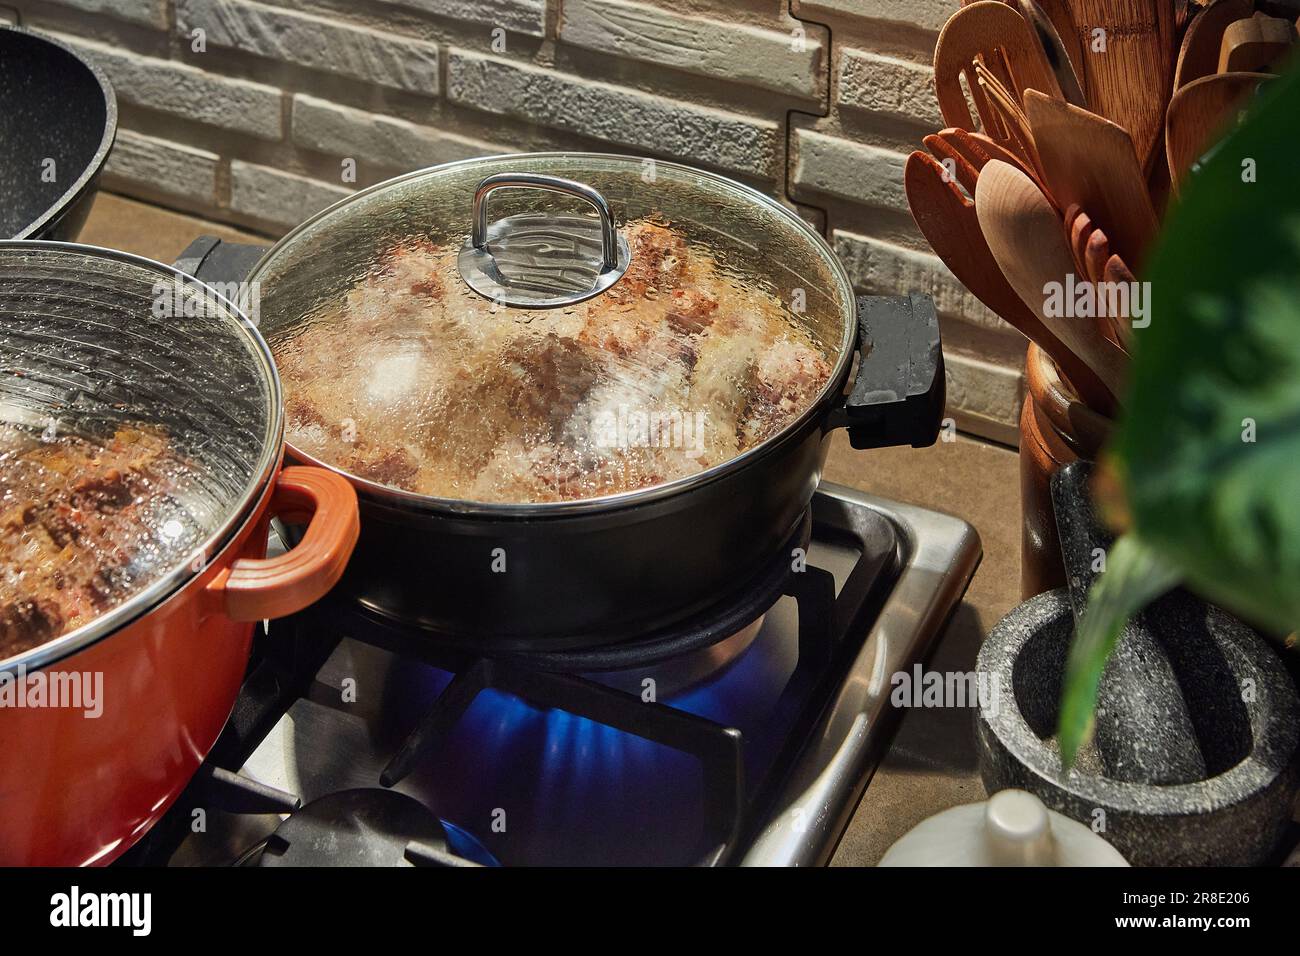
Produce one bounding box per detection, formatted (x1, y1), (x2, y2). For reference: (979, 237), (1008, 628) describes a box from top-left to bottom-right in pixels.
(0, 243), (281, 667)
(250, 153), (856, 511)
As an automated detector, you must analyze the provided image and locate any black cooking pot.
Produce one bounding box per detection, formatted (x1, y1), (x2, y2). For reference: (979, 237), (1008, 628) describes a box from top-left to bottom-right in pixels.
(242, 154), (944, 649)
(1, 25), (117, 240)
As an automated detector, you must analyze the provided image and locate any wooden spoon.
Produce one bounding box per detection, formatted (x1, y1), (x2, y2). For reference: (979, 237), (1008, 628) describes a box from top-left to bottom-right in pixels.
(903, 150), (1118, 413)
(975, 159), (1128, 405)
(1174, 0), (1254, 88)
(1166, 71), (1272, 189)
(1218, 12), (1294, 72)
(1066, 0), (1178, 173)
(1024, 89), (1159, 269)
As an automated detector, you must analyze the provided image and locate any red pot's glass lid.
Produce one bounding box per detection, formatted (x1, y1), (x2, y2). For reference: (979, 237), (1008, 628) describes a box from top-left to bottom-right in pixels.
(0, 243), (281, 666)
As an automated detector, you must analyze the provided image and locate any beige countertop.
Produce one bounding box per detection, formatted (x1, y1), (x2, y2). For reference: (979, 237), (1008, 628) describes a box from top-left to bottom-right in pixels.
(79, 192), (1025, 867)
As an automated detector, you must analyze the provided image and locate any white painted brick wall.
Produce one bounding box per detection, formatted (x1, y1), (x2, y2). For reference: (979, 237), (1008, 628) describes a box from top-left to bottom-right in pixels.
(446, 48), (779, 179)
(560, 0), (822, 99)
(292, 94), (502, 172)
(385, 0), (546, 37)
(798, 0), (958, 33)
(833, 231), (1000, 334)
(944, 353), (1025, 441)
(178, 0), (441, 95)
(839, 49), (942, 128)
(54, 32), (282, 141)
(229, 160), (354, 230)
(792, 130), (908, 214)
(103, 130), (219, 203)
(37, 0), (167, 28)
(11, 0), (1026, 439)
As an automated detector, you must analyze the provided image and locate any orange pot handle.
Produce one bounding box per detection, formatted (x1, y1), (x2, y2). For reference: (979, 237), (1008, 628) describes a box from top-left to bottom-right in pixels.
(210, 466), (360, 622)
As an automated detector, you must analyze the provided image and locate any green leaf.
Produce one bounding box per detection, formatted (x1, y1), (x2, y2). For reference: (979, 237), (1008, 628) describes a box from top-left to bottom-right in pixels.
(1115, 67), (1300, 635)
(1057, 535), (1182, 769)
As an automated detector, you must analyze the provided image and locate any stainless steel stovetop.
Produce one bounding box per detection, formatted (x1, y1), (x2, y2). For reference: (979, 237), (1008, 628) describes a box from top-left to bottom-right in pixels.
(127, 482), (977, 867)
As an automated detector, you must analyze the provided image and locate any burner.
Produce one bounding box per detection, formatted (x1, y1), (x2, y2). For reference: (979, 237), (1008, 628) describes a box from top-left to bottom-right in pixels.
(254, 789), (497, 867)
(258, 789), (443, 867)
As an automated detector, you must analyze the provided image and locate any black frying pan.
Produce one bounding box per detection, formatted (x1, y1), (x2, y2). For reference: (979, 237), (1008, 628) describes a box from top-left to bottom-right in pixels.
(1, 25), (116, 240)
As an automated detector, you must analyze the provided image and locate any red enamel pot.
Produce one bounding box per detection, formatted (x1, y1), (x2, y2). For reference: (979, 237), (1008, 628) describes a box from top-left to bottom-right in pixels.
(0, 243), (359, 865)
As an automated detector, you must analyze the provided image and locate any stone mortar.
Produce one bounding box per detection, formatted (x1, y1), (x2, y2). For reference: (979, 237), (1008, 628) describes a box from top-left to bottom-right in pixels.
(976, 588), (1300, 866)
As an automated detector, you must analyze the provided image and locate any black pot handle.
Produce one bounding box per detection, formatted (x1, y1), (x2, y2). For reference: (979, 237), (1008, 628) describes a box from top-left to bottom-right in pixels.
(175, 235), (269, 287)
(826, 293), (945, 450)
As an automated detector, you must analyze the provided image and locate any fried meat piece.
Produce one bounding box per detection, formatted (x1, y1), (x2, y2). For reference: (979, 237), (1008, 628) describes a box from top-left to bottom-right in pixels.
(0, 426), (187, 657)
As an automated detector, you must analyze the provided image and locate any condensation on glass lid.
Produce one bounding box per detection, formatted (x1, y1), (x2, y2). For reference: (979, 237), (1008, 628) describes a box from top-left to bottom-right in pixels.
(271, 216), (834, 504)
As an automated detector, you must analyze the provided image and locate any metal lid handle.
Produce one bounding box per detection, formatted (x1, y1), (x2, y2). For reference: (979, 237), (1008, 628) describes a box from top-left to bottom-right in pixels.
(472, 173), (620, 271)
(458, 172), (631, 309)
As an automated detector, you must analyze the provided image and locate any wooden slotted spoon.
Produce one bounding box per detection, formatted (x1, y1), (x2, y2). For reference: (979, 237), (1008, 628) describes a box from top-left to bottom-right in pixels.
(1174, 0), (1254, 89)
(934, 1), (1063, 156)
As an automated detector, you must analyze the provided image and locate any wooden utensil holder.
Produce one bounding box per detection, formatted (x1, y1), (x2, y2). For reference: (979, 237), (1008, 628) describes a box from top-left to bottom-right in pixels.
(1019, 342), (1114, 598)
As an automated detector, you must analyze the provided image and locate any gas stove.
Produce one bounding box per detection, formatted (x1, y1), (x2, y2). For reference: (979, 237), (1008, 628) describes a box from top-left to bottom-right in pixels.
(114, 480), (977, 867)
(107, 238), (980, 867)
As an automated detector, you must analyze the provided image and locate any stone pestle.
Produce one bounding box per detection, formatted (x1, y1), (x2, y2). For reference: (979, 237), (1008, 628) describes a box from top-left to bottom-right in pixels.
(1050, 462), (1206, 784)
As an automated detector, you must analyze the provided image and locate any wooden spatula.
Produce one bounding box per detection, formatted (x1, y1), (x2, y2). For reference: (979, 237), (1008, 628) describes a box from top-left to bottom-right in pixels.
(1024, 89), (1159, 269)
(1174, 0), (1254, 88)
(1065, 203), (1096, 275)
(1102, 252), (1138, 348)
(1066, 0), (1178, 172)
(904, 150), (1118, 413)
(976, 159), (1128, 404)
(935, 1), (1064, 136)
(1166, 70), (1272, 189)
(1218, 12), (1294, 72)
